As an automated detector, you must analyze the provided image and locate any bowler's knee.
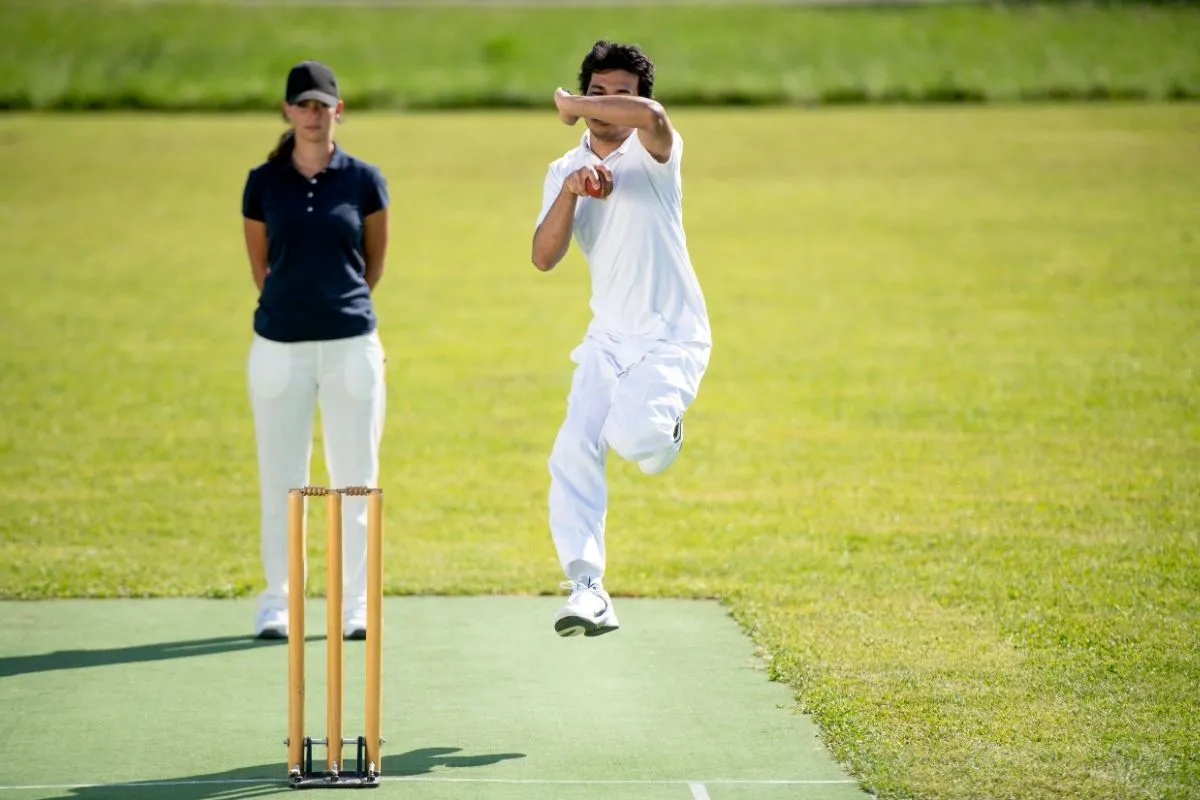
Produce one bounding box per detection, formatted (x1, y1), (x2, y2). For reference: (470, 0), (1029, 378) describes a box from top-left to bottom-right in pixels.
(548, 425), (602, 474)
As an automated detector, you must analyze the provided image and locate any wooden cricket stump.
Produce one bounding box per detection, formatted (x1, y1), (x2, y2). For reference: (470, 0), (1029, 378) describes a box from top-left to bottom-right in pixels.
(286, 486), (384, 789)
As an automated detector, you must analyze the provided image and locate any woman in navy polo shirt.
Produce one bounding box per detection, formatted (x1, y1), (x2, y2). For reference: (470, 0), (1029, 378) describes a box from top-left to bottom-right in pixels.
(241, 61), (389, 640)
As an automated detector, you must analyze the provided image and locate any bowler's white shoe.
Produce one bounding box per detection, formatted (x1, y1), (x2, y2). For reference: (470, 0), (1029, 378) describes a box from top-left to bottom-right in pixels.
(554, 578), (619, 638)
(343, 605), (368, 640)
(254, 605), (288, 640)
(638, 416), (684, 476)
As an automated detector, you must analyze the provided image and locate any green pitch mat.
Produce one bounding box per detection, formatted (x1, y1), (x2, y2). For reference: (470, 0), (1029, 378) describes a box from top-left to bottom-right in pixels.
(0, 598), (867, 800)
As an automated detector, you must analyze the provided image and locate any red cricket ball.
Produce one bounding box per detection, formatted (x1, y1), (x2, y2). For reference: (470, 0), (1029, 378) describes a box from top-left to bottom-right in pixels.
(585, 176), (611, 198)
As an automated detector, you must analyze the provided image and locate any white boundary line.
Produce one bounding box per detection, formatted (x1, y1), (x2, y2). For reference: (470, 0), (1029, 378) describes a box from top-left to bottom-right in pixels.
(0, 776), (859, 791)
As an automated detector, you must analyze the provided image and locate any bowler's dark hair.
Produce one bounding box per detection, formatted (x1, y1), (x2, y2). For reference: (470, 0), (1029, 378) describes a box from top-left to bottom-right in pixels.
(578, 40), (655, 98)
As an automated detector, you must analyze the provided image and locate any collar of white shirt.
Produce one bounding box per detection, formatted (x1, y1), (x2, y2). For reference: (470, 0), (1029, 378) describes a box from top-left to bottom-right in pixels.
(581, 129), (638, 161)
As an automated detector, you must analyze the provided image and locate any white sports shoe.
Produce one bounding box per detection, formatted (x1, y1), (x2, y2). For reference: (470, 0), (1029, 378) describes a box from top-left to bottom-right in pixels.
(554, 578), (619, 637)
(254, 604), (288, 639)
(343, 605), (368, 640)
(638, 416), (684, 476)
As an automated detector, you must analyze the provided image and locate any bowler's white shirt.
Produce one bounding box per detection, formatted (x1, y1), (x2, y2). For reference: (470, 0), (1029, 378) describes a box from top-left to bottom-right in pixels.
(536, 129), (711, 347)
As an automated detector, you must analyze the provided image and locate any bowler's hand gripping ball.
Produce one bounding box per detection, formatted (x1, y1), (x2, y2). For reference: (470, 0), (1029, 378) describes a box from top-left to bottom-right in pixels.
(585, 173), (612, 199)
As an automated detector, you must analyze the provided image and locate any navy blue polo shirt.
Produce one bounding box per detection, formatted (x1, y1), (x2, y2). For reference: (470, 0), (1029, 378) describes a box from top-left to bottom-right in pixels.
(242, 146), (389, 343)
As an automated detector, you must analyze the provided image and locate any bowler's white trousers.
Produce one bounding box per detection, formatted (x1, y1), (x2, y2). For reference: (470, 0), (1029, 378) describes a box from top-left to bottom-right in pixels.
(248, 331), (386, 614)
(548, 334), (710, 582)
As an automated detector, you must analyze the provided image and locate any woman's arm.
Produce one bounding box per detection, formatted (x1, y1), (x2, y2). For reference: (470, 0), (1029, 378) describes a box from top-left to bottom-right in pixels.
(243, 218), (269, 292)
(363, 208), (388, 291)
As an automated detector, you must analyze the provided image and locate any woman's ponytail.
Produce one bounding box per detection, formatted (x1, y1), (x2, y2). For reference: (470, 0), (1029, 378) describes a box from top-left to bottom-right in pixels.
(268, 129), (295, 163)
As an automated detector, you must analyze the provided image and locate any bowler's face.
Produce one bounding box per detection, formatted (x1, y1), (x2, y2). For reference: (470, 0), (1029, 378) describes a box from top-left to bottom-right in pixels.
(584, 70), (641, 140)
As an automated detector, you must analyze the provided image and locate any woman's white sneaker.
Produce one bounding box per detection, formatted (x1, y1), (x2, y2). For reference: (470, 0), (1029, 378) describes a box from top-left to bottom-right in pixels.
(254, 605), (288, 639)
(554, 578), (619, 637)
(343, 605), (368, 640)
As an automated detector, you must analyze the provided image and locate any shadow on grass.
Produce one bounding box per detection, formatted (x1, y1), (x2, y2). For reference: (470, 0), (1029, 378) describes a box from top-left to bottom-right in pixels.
(0, 635), (324, 678)
(37, 748), (528, 799)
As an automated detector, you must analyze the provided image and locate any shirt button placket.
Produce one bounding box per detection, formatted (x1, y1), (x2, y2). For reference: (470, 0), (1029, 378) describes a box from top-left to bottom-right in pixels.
(307, 177), (316, 213)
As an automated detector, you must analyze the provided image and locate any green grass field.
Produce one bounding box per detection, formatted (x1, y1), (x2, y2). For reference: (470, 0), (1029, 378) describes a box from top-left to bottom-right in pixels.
(2, 0), (1199, 109)
(0, 104), (1197, 799)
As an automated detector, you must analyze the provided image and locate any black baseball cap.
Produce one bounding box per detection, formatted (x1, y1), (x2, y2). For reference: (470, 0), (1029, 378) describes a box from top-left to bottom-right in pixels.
(286, 60), (339, 106)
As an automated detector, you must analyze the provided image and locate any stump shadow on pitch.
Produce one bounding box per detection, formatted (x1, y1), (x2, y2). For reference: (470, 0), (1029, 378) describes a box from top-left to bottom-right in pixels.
(0, 635), (322, 678)
(41, 747), (528, 799)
